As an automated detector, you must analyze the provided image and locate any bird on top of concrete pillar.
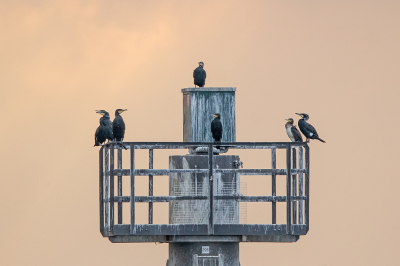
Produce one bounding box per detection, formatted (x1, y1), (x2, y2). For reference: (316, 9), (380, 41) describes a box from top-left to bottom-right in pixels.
(285, 118), (303, 142)
(193, 62), (206, 87)
(211, 113), (223, 149)
(295, 113), (326, 143)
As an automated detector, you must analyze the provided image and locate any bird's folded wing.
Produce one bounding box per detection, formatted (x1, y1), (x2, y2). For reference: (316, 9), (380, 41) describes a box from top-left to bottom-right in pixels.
(291, 126), (303, 142)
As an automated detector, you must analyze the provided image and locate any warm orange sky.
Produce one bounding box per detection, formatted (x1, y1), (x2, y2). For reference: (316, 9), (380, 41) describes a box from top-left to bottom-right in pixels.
(1, 1), (399, 265)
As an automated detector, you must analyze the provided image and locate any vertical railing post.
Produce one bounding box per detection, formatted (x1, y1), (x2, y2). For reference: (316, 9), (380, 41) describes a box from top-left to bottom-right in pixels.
(130, 144), (136, 234)
(235, 170), (240, 220)
(292, 148), (297, 225)
(148, 149), (154, 224)
(219, 254), (224, 266)
(271, 147), (277, 224)
(208, 143), (214, 235)
(286, 143), (292, 234)
(104, 145), (110, 231)
(298, 147), (304, 224)
(110, 144), (115, 233)
(99, 147), (104, 233)
(193, 254), (199, 266)
(117, 147), (123, 224)
(305, 145), (310, 232)
(117, 147), (122, 224)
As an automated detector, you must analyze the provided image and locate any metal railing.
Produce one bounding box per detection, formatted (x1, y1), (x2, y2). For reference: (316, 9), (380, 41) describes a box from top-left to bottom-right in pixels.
(99, 142), (309, 237)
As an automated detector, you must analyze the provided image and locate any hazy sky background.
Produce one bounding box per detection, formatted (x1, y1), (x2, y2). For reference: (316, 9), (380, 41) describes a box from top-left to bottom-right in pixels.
(1, 1), (399, 265)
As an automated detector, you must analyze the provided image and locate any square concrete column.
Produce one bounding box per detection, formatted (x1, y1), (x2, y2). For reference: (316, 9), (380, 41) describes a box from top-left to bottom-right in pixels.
(182, 87), (236, 142)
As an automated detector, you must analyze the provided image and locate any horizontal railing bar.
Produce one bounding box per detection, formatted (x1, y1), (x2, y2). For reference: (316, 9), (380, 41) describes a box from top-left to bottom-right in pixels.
(291, 169), (306, 174)
(214, 224), (307, 236)
(109, 169), (306, 176)
(291, 196), (307, 201)
(103, 141), (308, 150)
(107, 195), (307, 203)
(111, 196), (208, 203)
(215, 169), (306, 175)
(214, 224), (288, 235)
(111, 169), (209, 176)
(214, 196), (307, 202)
(215, 196), (286, 202)
(215, 169), (285, 175)
(136, 169), (208, 175)
(113, 224), (209, 235)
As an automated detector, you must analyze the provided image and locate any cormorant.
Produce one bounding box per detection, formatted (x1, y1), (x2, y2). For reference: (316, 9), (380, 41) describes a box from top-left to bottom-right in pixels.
(193, 62), (206, 87)
(211, 113), (223, 149)
(285, 118), (303, 142)
(113, 109), (127, 141)
(295, 113), (325, 143)
(94, 110), (114, 147)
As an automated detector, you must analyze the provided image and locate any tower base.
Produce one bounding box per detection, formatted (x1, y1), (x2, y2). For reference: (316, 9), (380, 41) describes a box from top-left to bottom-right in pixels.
(167, 242), (239, 266)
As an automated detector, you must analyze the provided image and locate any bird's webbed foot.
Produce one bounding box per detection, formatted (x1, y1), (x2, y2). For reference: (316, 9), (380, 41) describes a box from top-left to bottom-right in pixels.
(115, 139), (127, 150)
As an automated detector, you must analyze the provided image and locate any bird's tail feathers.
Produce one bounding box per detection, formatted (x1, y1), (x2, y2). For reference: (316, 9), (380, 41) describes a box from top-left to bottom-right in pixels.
(317, 137), (326, 143)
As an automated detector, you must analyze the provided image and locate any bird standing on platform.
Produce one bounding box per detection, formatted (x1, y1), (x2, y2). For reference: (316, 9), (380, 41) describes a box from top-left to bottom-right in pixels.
(113, 109), (127, 142)
(211, 113), (223, 149)
(193, 62), (206, 87)
(94, 110), (114, 146)
(285, 118), (303, 142)
(295, 113), (325, 143)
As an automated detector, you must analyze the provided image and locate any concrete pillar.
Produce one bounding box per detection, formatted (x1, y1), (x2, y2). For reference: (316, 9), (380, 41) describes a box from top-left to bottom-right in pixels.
(168, 242), (239, 266)
(182, 87), (236, 143)
(167, 87), (240, 265)
(168, 154), (241, 265)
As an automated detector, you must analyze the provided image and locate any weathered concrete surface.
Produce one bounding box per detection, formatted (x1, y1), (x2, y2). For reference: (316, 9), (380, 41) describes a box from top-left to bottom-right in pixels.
(182, 87), (236, 142)
(168, 242), (239, 266)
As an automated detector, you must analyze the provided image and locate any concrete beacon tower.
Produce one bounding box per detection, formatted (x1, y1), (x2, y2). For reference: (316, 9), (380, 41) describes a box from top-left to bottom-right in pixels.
(99, 86), (310, 266)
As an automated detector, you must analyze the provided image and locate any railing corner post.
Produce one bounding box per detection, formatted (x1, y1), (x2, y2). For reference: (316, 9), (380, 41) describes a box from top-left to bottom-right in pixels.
(305, 144), (310, 232)
(130, 143), (136, 234)
(286, 143), (292, 234)
(208, 143), (214, 235)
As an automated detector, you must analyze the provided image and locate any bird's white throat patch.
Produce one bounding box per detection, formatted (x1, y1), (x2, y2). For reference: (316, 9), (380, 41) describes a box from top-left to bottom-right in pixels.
(286, 127), (295, 141)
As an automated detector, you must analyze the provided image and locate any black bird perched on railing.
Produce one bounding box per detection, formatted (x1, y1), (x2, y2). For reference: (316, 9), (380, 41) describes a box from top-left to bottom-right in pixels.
(285, 118), (303, 142)
(193, 62), (206, 87)
(295, 113), (325, 143)
(94, 110), (114, 146)
(211, 113), (223, 149)
(113, 109), (127, 141)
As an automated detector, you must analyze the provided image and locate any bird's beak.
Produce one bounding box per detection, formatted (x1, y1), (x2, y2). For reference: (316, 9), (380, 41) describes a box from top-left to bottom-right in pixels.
(95, 110), (103, 115)
(214, 115), (217, 118)
(285, 119), (289, 121)
(119, 109), (127, 113)
(295, 113), (302, 117)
